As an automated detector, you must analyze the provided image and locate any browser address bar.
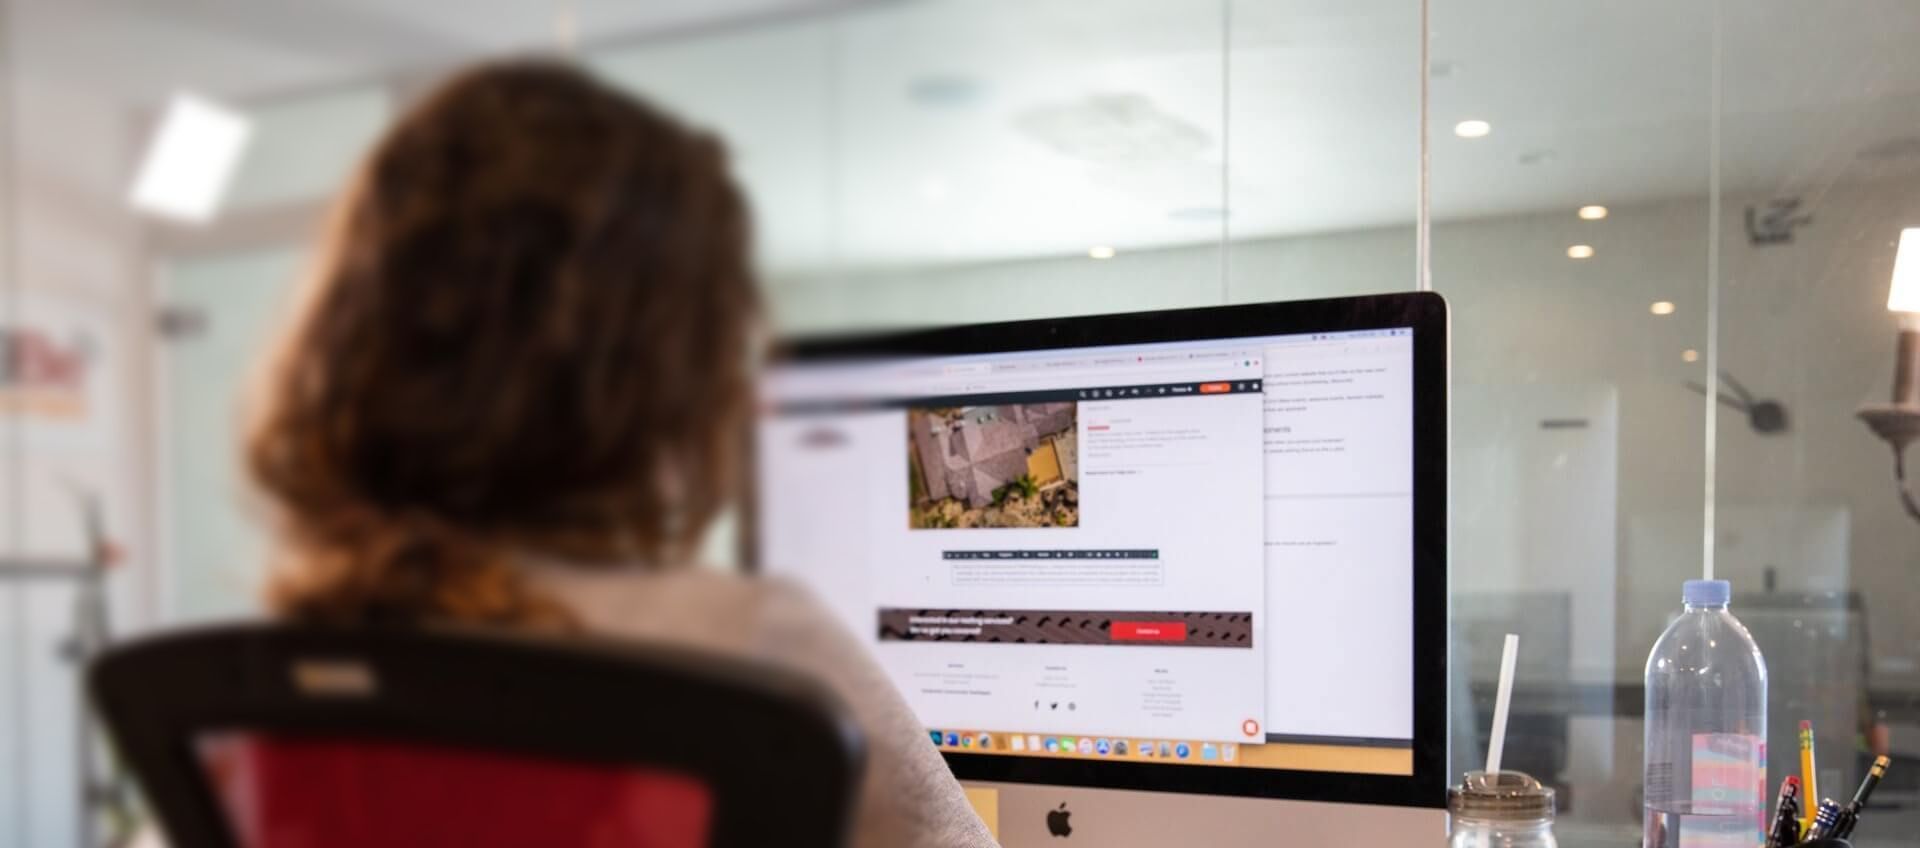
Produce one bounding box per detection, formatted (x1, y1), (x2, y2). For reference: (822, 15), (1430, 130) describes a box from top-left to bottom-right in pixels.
(913, 360), (1257, 395)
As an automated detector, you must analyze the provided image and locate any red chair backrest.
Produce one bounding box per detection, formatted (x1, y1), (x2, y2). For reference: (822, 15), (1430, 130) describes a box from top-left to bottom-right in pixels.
(200, 733), (713, 848)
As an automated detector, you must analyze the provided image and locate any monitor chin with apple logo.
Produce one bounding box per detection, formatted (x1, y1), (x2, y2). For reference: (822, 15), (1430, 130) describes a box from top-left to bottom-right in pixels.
(753, 294), (1451, 847)
(1046, 803), (1072, 838)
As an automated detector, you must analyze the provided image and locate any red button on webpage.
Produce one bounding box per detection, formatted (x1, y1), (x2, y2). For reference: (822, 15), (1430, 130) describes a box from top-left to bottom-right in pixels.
(1112, 621), (1188, 642)
(1198, 382), (1232, 394)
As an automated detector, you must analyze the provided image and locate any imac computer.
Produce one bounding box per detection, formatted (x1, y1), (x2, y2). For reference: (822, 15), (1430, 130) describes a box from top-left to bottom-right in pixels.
(751, 293), (1449, 845)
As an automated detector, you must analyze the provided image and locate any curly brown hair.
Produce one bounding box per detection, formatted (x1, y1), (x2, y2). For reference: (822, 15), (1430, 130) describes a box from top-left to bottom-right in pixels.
(249, 61), (758, 628)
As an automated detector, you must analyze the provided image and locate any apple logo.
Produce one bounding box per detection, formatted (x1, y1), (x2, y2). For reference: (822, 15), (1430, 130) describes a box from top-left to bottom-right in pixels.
(1046, 803), (1073, 838)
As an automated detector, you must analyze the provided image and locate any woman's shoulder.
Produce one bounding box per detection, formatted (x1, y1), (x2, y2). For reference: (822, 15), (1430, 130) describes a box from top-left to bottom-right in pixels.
(523, 561), (843, 653)
(530, 562), (995, 847)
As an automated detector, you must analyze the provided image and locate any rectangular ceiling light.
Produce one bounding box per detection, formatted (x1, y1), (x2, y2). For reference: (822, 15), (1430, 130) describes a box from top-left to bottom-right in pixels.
(128, 93), (254, 224)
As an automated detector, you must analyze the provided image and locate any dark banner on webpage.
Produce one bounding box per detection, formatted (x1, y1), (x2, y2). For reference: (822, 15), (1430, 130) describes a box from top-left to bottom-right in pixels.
(878, 609), (1253, 648)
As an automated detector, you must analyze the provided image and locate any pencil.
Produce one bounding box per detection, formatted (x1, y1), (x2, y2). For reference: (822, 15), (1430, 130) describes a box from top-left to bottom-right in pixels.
(1798, 720), (1818, 838)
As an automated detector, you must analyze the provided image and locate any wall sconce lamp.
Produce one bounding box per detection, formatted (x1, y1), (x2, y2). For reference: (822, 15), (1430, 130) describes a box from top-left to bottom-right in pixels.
(1858, 228), (1920, 523)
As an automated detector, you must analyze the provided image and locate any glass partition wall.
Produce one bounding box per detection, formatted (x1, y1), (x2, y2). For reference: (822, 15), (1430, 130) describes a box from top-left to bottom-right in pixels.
(1, 1), (1915, 845)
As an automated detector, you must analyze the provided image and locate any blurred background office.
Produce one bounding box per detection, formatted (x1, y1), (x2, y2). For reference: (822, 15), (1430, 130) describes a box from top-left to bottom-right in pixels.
(0, 1), (1917, 846)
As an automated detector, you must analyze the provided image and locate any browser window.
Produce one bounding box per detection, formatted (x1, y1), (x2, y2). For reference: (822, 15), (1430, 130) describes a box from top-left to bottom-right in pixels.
(758, 328), (1416, 773)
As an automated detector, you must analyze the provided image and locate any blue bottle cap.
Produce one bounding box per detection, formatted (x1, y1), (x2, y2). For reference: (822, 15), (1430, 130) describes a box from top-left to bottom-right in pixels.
(1682, 579), (1730, 607)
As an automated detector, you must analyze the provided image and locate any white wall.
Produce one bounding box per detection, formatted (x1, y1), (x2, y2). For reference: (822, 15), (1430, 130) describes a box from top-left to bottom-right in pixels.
(0, 75), (151, 848)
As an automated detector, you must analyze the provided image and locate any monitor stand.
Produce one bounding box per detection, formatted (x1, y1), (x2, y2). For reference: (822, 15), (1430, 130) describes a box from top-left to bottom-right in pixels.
(972, 781), (1448, 846)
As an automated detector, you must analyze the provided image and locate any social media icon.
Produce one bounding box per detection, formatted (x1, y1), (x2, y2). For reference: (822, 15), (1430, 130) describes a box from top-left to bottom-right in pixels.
(1175, 743), (1191, 759)
(945, 733), (960, 747)
(1077, 738), (1094, 754)
(1095, 739), (1111, 756)
(1201, 743), (1218, 761)
(1222, 744), (1238, 762)
(1011, 735), (1026, 752)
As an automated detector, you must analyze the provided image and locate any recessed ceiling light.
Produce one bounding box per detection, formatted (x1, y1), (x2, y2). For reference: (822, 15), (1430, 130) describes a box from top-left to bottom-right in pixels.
(1650, 301), (1677, 316)
(1088, 245), (1117, 260)
(129, 92), (253, 224)
(1567, 244), (1595, 260)
(1682, 349), (1700, 363)
(907, 75), (984, 109)
(1578, 205), (1609, 220)
(1168, 206), (1227, 222)
(1453, 120), (1491, 139)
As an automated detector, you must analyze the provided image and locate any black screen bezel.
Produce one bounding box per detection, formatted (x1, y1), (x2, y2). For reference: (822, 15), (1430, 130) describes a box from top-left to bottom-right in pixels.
(754, 292), (1449, 809)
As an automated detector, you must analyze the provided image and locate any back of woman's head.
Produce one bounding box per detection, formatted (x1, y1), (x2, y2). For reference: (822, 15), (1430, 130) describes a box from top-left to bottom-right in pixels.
(251, 61), (757, 627)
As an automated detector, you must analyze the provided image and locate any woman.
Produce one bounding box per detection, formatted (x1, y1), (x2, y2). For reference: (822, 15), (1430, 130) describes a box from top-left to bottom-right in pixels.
(247, 61), (996, 848)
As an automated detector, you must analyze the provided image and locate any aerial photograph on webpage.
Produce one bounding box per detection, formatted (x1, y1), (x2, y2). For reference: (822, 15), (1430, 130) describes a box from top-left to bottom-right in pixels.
(907, 403), (1080, 529)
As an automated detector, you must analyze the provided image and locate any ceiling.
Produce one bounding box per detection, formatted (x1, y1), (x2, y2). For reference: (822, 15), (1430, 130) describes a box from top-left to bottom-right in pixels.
(10, 0), (854, 103)
(595, 0), (1920, 271)
(12, 0), (1920, 273)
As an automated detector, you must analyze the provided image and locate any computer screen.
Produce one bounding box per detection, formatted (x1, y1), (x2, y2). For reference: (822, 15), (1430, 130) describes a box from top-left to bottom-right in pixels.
(754, 298), (1443, 799)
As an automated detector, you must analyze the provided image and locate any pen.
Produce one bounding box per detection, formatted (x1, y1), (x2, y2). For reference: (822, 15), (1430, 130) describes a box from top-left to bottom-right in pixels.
(1836, 755), (1891, 839)
(1798, 720), (1819, 838)
(1763, 775), (1801, 848)
(1805, 798), (1842, 841)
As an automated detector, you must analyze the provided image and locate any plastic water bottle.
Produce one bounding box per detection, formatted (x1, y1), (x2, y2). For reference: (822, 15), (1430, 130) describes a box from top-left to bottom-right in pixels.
(1642, 579), (1768, 848)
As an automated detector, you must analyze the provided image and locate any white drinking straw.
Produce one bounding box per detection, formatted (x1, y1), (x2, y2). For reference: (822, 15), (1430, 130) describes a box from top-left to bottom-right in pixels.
(1484, 633), (1520, 775)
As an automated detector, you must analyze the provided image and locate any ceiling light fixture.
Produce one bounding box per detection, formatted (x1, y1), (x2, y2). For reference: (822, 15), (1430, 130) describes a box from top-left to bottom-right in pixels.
(1567, 244), (1595, 260)
(1578, 205), (1609, 221)
(1683, 349), (1700, 363)
(1650, 301), (1677, 316)
(1453, 120), (1491, 139)
(1088, 245), (1117, 260)
(128, 93), (254, 224)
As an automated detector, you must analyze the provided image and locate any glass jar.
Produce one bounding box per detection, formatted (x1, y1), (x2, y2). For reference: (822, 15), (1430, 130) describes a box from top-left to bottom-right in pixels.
(1448, 770), (1557, 848)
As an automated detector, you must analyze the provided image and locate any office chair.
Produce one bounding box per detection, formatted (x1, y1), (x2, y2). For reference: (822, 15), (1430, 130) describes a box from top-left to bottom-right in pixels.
(90, 623), (865, 848)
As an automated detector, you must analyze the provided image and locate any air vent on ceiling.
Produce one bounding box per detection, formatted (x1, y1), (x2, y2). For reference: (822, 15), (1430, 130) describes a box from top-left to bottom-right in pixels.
(1014, 94), (1212, 166)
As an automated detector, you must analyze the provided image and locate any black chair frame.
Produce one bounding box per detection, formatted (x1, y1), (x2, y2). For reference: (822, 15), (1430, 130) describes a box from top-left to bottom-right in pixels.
(90, 623), (865, 848)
